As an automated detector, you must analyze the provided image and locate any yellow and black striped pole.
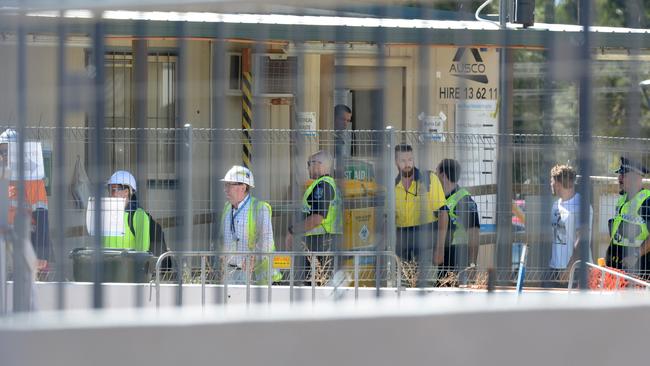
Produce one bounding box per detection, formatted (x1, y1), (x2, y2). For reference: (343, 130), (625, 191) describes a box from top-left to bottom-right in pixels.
(241, 48), (252, 168)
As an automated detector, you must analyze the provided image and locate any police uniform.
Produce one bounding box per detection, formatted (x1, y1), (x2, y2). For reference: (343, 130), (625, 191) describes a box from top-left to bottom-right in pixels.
(439, 187), (480, 269)
(298, 174), (342, 283)
(394, 168), (446, 262)
(606, 157), (650, 274)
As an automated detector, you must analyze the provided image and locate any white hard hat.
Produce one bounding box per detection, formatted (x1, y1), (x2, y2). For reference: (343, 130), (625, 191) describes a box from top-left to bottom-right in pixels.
(107, 170), (137, 192)
(0, 128), (17, 144)
(221, 165), (254, 188)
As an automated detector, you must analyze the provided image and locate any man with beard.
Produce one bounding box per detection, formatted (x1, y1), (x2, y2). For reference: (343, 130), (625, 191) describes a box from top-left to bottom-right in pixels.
(606, 157), (650, 276)
(394, 144), (448, 272)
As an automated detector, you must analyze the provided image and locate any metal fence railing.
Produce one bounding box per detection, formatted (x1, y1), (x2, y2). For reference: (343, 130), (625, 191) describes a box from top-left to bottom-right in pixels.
(3, 128), (650, 295)
(2, 1), (650, 316)
(153, 250), (404, 308)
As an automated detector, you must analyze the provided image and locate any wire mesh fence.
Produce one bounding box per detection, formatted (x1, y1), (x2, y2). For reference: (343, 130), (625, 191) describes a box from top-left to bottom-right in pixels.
(1, 1), (650, 317)
(3, 127), (650, 295)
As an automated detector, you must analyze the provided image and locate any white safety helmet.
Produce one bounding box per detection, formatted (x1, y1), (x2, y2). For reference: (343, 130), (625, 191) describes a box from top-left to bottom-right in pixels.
(107, 170), (137, 192)
(0, 128), (17, 144)
(221, 165), (254, 188)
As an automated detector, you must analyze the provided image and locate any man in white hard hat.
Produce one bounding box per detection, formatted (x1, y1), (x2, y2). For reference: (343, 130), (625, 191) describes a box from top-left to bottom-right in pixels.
(219, 165), (281, 284)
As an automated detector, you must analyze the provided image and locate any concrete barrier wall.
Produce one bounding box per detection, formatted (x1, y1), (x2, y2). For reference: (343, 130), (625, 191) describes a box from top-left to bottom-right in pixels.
(6, 282), (413, 311)
(1, 293), (650, 366)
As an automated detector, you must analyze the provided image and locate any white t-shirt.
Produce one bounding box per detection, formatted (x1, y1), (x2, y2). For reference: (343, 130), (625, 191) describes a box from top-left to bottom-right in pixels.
(550, 193), (593, 269)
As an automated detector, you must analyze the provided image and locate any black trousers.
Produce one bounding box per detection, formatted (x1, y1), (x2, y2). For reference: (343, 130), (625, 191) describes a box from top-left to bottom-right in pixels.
(295, 234), (341, 285)
(605, 244), (650, 278)
(395, 223), (437, 263)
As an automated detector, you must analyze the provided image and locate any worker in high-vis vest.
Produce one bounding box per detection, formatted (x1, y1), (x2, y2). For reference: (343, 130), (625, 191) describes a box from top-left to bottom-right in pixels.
(606, 156), (650, 274)
(285, 150), (342, 284)
(436, 159), (480, 270)
(394, 144), (448, 267)
(1, 128), (50, 271)
(103, 170), (152, 252)
(220, 165), (281, 285)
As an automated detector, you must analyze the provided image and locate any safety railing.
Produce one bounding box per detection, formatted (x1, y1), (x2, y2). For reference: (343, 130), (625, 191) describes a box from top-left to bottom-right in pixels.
(153, 250), (403, 308)
(567, 260), (650, 291)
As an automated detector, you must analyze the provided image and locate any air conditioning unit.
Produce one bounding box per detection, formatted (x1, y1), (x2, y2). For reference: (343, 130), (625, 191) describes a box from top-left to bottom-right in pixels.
(253, 53), (297, 97)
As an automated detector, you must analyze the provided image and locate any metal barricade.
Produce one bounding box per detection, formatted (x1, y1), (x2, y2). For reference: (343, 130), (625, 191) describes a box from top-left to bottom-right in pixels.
(153, 250), (402, 308)
(567, 260), (650, 291)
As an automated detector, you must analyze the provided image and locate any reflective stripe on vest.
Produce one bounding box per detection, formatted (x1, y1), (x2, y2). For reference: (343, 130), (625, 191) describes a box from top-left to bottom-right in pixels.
(446, 188), (471, 246)
(221, 196), (282, 282)
(610, 189), (650, 248)
(302, 175), (342, 236)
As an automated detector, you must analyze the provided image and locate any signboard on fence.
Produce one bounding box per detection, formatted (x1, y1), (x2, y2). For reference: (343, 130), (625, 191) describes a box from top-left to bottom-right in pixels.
(297, 111), (317, 136)
(419, 112), (447, 141)
(455, 99), (497, 187)
(455, 99), (498, 226)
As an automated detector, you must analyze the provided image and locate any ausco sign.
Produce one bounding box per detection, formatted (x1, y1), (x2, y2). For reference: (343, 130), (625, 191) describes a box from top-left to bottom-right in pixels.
(449, 47), (488, 84)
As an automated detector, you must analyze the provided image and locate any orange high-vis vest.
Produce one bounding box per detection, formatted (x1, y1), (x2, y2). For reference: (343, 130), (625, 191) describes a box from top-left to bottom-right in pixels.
(8, 180), (48, 224)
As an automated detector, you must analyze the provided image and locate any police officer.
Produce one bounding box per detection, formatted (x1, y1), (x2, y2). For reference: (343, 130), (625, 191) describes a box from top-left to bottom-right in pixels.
(286, 150), (342, 283)
(436, 159), (480, 270)
(606, 157), (650, 274)
(220, 165), (281, 285)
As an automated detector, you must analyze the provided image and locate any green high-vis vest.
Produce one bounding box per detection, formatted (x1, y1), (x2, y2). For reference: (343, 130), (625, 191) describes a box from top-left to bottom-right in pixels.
(446, 188), (471, 246)
(103, 208), (150, 252)
(302, 176), (342, 236)
(221, 196), (282, 284)
(610, 189), (650, 248)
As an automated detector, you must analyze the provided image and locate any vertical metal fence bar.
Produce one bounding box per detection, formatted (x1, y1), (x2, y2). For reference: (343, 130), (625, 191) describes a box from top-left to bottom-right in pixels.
(54, 10), (67, 311)
(624, 1), (645, 280)
(174, 20), (187, 307)
(201, 255), (206, 308)
(246, 255), (251, 305)
(251, 26), (268, 305)
(12, 6), (30, 313)
(211, 24), (228, 305)
(268, 253), (273, 303)
(577, 0), (593, 290)
(291, 34), (307, 304)
(354, 254), (359, 301)
(0, 235), (5, 315)
(133, 20), (148, 308)
(375, 5), (390, 296)
(495, 0), (514, 281)
(385, 127), (396, 286)
(311, 252), (316, 303)
(537, 1), (556, 286)
(415, 4), (432, 290)
(92, 17), (106, 309)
